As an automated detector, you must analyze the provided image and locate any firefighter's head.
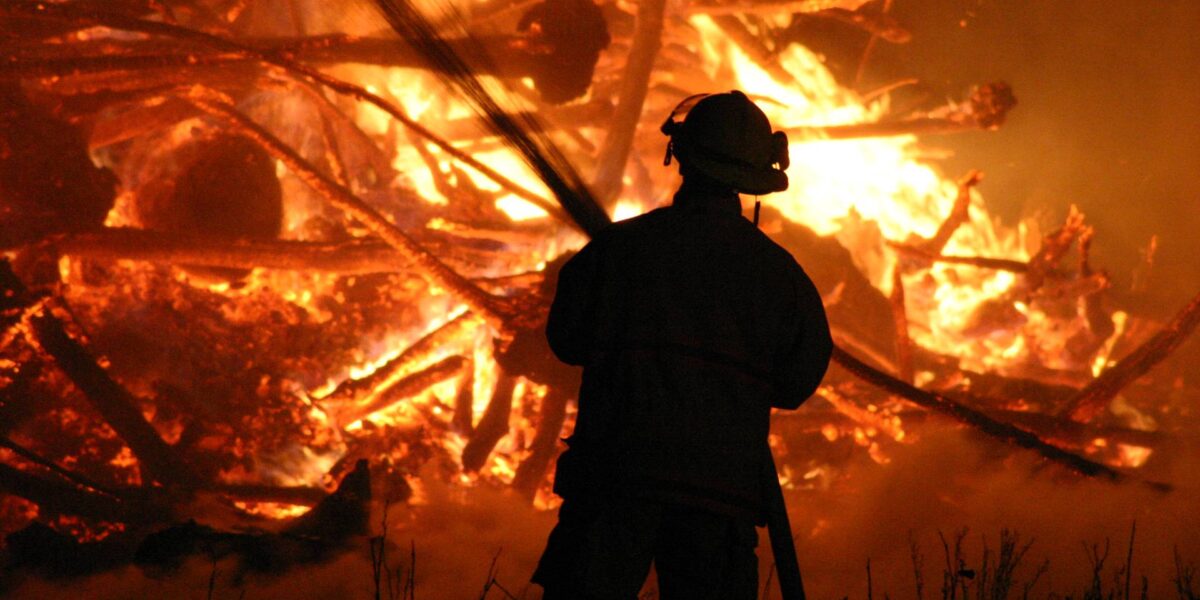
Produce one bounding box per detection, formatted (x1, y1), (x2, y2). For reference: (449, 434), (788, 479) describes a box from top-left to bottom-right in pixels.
(660, 90), (790, 195)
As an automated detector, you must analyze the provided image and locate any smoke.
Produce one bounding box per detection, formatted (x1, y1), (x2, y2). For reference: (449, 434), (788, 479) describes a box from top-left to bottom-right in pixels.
(791, 425), (1200, 598)
(6, 429), (1197, 599)
(3, 463), (558, 599)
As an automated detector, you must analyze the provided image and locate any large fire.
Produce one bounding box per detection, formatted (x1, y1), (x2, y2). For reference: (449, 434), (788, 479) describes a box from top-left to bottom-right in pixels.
(1, 0), (1197, 595)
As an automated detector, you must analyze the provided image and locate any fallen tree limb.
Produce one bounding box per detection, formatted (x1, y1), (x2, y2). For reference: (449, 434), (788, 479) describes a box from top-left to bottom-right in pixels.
(0, 437), (124, 501)
(205, 483), (328, 506)
(336, 355), (469, 425)
(0, 463), (157, 523)
(461, 374), (518, 472)
(511, 387), (569, 499)
(322, 313), (476, 404)
(889, 244), (1029, 273)
(1059, 288), (1200, 422)
(46, 227), (542, 277)
(1, 260), (193, 488)
(829, 344), (1164, 488)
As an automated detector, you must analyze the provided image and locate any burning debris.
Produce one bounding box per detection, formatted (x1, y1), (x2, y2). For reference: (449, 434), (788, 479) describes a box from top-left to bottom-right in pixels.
(0, 0), (1197, 593)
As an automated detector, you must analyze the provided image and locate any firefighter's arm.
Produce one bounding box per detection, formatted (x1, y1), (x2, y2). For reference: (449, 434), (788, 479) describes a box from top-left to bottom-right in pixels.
(545, 241), (601, 366)
(771, 269), (833, 409)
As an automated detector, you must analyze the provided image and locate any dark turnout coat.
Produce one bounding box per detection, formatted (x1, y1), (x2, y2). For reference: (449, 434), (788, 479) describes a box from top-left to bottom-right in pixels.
(546, 191), (832, 520)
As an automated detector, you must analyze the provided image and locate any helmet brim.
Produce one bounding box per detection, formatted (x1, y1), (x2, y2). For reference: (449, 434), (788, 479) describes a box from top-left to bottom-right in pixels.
(680, 151), (789, 195)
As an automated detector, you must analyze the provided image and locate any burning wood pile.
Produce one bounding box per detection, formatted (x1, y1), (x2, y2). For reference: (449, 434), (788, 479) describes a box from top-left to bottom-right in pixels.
(1, 0), (1197, 582)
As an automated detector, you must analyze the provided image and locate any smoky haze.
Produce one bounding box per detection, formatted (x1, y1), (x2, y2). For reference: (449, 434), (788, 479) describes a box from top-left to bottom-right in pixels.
(879, 0), (1200, 318)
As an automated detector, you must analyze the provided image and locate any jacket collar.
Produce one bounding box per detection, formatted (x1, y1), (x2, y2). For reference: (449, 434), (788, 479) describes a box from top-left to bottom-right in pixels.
(670, 189), (742, 215)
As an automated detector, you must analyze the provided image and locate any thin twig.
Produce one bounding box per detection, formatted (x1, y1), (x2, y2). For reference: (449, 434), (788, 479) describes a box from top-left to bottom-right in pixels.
(0, 436), (124, 500)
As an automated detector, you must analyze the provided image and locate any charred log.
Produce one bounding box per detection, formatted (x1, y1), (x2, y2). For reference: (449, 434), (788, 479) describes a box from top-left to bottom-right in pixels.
(335, 355), (469, 425)
(323, 314), (475, 404)
(27, 306), (195, 487)
(0, 463), (158, 524)
(511, 387), (570, 499)
(461, 374), (518, 472)
(1059, 289), (1200, 423)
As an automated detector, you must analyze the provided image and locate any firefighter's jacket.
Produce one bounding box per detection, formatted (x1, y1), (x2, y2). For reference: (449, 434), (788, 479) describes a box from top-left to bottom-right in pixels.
(546, 190), (832, 520)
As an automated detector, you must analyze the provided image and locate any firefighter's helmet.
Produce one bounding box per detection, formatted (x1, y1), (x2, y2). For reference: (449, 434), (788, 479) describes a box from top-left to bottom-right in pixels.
(660, 90), (790, 195)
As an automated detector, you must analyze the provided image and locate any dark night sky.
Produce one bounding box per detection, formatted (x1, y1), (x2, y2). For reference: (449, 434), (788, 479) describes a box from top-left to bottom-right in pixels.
(878, 0), (1200, 318)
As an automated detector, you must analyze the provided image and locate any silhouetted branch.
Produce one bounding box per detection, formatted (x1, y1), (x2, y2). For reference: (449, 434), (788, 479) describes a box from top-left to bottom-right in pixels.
(511, 388), (569, 499)
(461, 375), (518, 472)
(829, 345), (1161, 487)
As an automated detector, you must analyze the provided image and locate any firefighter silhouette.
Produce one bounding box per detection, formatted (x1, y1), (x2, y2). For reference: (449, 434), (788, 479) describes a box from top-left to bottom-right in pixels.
(532, 91), (832, 600)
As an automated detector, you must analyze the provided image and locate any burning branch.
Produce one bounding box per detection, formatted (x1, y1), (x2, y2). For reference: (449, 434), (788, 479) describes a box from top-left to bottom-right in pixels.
(829, 345), (1161, 487)
(26, 307), (197, 487)
(45, 228), (538, 278)
(511, 387), (569, 498)
(336, 356), (470, 425)
(1058, 289), (1200, 423)
(323, 315), (476, 405)
(2, 260), (193, 488)
(921, 171), (980, 255)
(789, 83), (1017, 140)
(1026, 205), (1088, 290)
(591, 0), (667, 202)
(888, 246), (1029, 273)
(185, 89), (516, 327)
(1, 0), (572, 228)
(681, 0), (866, 16)
(0, 437), (124, 502)
(0, 463), (150, 524)
(714, 15), (794, 85)
(461, 375), (518, 472)
(0, 35), (588, 95)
